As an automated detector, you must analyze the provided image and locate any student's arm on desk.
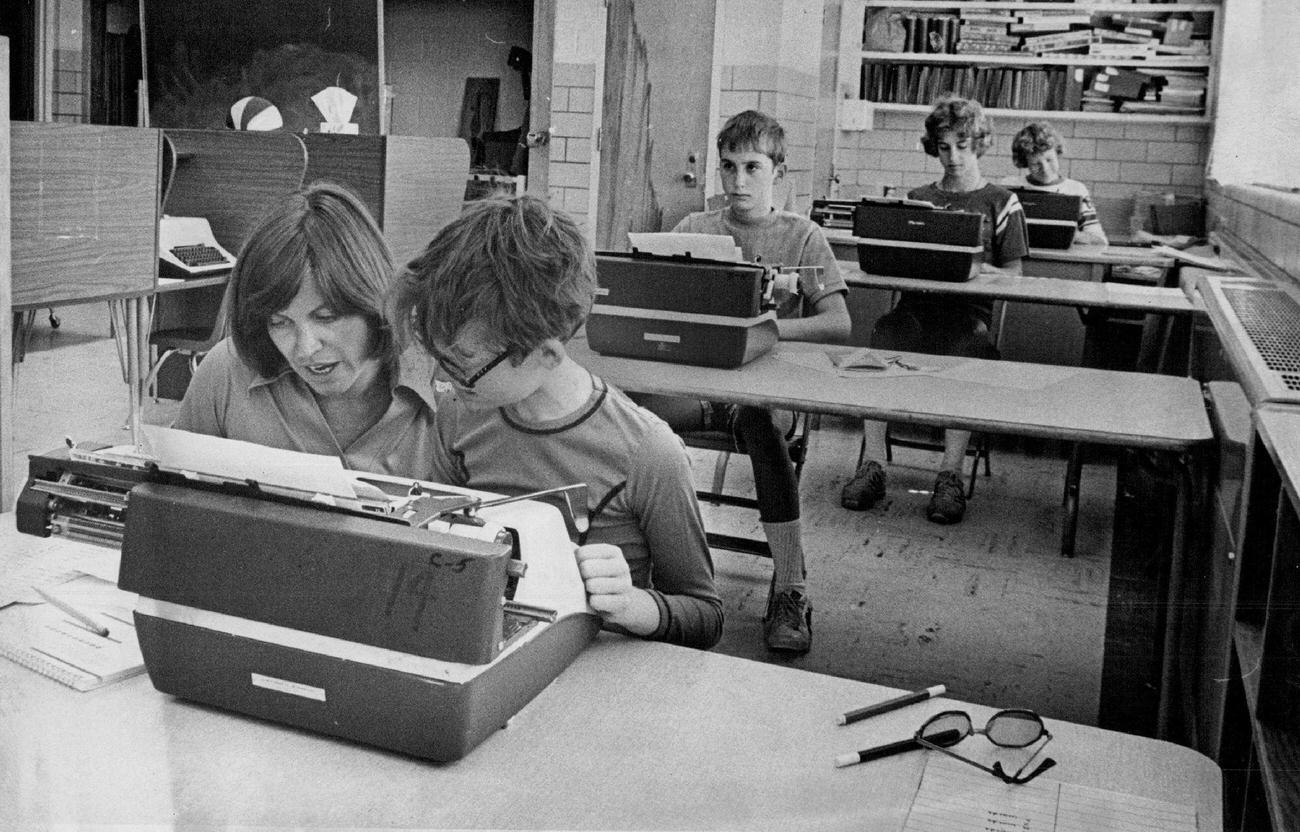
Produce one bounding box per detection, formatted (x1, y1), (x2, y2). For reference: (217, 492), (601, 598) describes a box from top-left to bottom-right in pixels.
(577, 425), (723, 649)
(574, 544), (662, 636)
(777, 291), (852, 343)
(979, 258), (1023, 278)
(1072, 227), (1109, 247)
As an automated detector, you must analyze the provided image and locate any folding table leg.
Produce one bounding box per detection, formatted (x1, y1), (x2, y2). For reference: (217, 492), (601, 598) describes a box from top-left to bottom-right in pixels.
(1060, 442), (1085, 557)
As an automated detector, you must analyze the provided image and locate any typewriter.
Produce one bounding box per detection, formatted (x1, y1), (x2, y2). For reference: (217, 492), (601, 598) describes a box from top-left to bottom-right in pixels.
(586, 249), (792, 368)
(158, 215), (236, 279)
(1008, 188), (1082, 250)
(810, 198), (859, 232)
(18, 429), (599, 761)
(853, 197), (984, 282)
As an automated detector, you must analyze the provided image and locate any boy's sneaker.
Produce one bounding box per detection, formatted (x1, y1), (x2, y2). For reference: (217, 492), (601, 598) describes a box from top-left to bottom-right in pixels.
(764, 584), (812, 654)
(841, 460), (886, 510)
(927, 470), (967, 524)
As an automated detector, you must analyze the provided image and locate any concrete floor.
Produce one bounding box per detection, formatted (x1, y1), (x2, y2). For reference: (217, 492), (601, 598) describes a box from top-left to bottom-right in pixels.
(11, 302), (1118, 728)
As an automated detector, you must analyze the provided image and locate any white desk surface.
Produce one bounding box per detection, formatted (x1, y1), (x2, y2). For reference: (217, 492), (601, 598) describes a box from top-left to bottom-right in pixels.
(0, 523), (1221, 831)
(839, 264), (1197, 314)
(571, 337), (1211, 451)
(824, 229), (1174, 269)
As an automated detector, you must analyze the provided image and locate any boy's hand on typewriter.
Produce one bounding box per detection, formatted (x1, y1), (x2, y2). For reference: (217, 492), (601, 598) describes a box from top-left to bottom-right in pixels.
(574, 543), (659, 636)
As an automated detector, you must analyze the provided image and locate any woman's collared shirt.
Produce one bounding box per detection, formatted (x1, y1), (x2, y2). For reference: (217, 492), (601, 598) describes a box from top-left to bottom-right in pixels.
(173, 338), (440, 481)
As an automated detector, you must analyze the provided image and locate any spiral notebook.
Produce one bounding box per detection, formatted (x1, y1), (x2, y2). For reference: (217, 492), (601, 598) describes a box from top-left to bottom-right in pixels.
(0, 574), (144, 691)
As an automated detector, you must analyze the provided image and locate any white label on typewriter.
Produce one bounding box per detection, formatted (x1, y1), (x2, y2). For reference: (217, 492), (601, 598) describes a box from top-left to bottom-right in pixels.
(643, 332), (681, 344)
(251, 672), (327, 702)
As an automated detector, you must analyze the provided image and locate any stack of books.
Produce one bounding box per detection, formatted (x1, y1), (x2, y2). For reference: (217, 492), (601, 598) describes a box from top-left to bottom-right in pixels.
(956, 8), (1020, 56)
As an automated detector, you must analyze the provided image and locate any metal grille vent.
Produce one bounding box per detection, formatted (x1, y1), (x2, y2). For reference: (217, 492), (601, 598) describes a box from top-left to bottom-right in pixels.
(1223, 287), (1300, 392)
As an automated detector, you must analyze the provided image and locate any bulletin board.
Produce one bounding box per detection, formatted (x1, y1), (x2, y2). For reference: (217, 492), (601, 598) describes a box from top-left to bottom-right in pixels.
(141, 0), (382, 134)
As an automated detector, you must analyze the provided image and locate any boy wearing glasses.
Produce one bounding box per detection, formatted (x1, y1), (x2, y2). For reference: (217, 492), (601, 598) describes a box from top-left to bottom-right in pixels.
(390, 194), (724, 650)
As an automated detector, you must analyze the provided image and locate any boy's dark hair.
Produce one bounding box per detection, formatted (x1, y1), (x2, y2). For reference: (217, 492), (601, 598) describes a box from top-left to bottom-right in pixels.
(391, 194), (596, 358)
(920, 96), (993, 158)
(716, 109), (786, 166)
(230, 180), (394, 379)
(1010, 121), (1065, 169)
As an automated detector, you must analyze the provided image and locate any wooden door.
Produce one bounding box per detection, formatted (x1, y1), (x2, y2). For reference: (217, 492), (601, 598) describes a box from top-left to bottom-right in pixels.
(596, 0), (715, 249)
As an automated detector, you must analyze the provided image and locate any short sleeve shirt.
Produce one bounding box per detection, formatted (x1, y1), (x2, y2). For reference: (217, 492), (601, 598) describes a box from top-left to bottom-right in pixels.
(903, 182), (1030, 322)
(1018, 176), (1105, 238)
(173, 338), (441, 480)
(671, 208), (848, 319)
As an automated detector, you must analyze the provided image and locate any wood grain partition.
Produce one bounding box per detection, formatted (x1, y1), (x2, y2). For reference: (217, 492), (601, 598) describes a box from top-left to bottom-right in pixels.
(303, 134), (469, 266)
(161, 129), (308, 255)
(10, 122), (162, 309)
(381, 136), (470, 266)
(1, 37), (13, 509)
(302, 133), (387, 222)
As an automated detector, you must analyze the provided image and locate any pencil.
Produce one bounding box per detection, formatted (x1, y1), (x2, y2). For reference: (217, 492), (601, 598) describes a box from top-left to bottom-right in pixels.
(837, 684), (945, 726)
(833, 728), (963, 768)
(32, 586), (111, 637)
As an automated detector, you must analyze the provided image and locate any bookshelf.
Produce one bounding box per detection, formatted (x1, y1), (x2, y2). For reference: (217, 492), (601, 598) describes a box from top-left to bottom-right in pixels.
(1215, 405), (1300, 831)
(839, 0), (1222, 124)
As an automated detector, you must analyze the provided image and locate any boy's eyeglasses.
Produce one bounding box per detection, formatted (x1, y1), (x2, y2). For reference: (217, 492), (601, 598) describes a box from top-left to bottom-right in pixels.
(914, 709), (1056, 785)
(429, 345), (512, 389)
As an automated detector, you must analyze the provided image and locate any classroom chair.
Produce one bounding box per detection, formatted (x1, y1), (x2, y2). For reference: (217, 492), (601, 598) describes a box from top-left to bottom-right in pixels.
(681, 411), (816, 557)
(682, 410), (816, 505)
(143, 286), (232, 401)
(859, 426), (991, 499)
(857, 295), (1007, 498)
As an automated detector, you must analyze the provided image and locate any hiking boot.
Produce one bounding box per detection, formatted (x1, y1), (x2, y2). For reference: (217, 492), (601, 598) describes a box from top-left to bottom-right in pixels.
(764, 585), (812, 654)
(927, 470), (967, 524)
(841, 460), (886, 510)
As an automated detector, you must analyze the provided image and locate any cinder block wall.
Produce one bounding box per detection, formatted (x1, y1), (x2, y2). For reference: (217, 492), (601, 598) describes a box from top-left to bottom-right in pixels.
(833, 110), (1210, 240)
(1208, 182), (1300, 282)
(718, 64), (821, 213)
(548, 61), (598, 228)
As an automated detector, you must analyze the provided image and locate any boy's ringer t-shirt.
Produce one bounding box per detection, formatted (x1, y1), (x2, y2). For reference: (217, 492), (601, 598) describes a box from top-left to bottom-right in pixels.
(1018, 176), (1105, 237)
(429, 375), (724, 650)
(672, 208), (847, 319)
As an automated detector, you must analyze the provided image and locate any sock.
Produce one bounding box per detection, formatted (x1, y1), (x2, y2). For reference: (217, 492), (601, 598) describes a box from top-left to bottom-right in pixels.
(763, 519), (807, 594)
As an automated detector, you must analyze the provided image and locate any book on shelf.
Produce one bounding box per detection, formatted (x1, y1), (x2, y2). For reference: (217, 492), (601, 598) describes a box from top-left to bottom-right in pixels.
(1022, 29), (1093, 52)
(1154, 41), (1209, 56)
(960, 21), (1012, 36)
(1093, 28), (1158, 45)
(1162, 18), (1194, 47)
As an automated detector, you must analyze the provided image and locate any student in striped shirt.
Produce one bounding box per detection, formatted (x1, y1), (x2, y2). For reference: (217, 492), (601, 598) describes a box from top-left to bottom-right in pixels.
(1011, 121), (1109, 247)
(842, 96), (1029, 525)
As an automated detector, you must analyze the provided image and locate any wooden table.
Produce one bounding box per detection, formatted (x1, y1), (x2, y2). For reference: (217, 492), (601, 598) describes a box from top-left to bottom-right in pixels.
(842, 267), (1197, 315)
(826, 229), (1175, 280)
(572, 336), (1211, 732)
(0, 520), (1223, 831)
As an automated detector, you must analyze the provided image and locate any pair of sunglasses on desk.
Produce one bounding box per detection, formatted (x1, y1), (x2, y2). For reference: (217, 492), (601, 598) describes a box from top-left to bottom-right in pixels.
(916, 708), (1056, 785)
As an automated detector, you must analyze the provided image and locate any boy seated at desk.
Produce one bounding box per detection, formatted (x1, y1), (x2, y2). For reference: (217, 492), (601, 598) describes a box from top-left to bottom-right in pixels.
(842, 97), (1028, 525)
(634, 110), (852, 655)
(389, 194), (724, 650)
(1009, 121), (1109, 247)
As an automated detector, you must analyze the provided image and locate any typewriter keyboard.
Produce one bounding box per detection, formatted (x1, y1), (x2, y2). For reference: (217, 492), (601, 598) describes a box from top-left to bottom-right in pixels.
(501, 610), (537, 644)
(170, 244), (231, 268)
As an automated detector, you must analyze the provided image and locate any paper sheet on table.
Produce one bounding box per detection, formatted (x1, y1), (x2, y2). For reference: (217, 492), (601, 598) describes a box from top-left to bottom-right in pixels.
(903, 755), (1196, 832)
(934, 360), (1079, 391)
(627, 232), (743, 261)
(1151, 245), (1242, 273)
(773, 349), (937, 378)
(0, 528), (120, 608)
(143, 425), (358, 499)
